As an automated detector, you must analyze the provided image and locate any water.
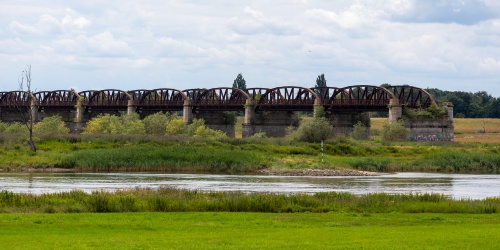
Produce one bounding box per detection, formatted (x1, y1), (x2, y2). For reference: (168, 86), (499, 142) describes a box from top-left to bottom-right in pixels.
(0, 172), (499, 200)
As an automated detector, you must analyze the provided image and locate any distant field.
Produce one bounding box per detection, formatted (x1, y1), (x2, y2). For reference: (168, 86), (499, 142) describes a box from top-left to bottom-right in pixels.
(371, 118), (500, 143)
(238, 117), (500, 142)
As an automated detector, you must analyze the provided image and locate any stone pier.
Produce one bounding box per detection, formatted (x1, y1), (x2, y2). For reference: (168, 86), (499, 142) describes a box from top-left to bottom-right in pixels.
(242, 110), (299, 137)
(194, 111), (236, 137)
(329, 112), (370, 137)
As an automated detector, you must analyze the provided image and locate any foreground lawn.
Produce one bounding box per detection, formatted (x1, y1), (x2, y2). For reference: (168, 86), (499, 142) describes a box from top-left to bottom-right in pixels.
(1, 212), (499, 249)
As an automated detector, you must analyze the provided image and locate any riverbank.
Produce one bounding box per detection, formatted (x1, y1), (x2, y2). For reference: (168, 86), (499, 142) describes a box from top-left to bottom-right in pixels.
(0, 134), (499, 174)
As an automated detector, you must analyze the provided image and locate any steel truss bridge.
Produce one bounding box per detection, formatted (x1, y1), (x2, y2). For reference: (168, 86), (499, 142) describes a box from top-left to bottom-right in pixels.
(0, 85), (435, 113)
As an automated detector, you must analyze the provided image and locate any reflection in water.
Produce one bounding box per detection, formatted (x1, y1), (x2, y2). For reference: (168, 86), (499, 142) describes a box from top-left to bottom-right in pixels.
(0, 172), (498, 200)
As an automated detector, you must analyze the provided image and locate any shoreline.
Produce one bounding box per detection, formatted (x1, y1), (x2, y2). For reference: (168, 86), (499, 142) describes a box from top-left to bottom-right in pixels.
(258, 168), (379, 176)
(1, 167), (380, 176)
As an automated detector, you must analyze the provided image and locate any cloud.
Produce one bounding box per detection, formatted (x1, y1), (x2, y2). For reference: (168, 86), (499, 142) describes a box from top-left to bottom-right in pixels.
(9, 13), (90, 35)
(0, 0), (500, 96)
(389, 0), (497, 24)
(53, 31), (132, 57)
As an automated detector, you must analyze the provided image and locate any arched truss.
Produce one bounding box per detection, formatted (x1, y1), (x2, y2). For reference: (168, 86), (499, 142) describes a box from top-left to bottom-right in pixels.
(78, 89), (132, 108)
(0, 91), (35, 109)
(386, 85), (436, 109)
(310, 87), (354, 105)
(257, 86), (319, 111)
(183, 88), (206, 102)
(192, 88), (250, 110)
(322, 85), (395, 111)
(34, 90), (80, 108)
(245, 88), (271, 103)
(128, 88), (187, 110)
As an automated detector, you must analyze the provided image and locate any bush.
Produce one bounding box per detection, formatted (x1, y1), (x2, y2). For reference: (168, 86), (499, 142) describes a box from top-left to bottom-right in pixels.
(34, 115), (70, 137)
(122, 113), (145, 135)
(194, 126), (227, 139)
(5, 122), (27, 135)
(0, 122), (7, 132)
(293, 117), (331, 143)
(166, 119), (186, 135)
(186, 119), (205, 136)
(351, 121), (368, 140)
(83, 114), (145, 135)
(381, 121), (408, 141)
(144, 112), (172, 135)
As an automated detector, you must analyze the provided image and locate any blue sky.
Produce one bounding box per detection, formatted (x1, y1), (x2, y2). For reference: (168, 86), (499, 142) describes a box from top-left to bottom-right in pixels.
(1, 0), (499, 97)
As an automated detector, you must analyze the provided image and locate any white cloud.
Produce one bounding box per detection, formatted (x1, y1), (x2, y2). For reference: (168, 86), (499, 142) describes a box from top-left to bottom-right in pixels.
(0, 0), (499, 96)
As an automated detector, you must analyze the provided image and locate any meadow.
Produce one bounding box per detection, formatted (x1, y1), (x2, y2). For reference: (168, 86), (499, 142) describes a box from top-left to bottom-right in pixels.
(1, 212), (499, 249)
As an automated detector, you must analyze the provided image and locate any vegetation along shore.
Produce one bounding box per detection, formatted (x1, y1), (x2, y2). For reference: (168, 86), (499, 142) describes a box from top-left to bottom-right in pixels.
(0, 116), (499, 174)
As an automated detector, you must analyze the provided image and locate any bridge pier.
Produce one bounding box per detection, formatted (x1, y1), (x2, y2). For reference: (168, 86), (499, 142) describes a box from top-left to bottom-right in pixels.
(242, 111), (299, 137)
(194, 111), (236, 137)
(183, 100), (193, 124)
(401, 102), (454, 141)
(329, 112), (370, 137)
(388, 98), (402, 123)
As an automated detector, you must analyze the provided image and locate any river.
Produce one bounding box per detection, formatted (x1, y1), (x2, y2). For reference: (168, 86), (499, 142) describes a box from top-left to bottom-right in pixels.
(0, 172), (498, 200)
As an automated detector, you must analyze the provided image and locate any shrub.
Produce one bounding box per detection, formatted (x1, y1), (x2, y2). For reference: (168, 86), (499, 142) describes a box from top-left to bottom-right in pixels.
(194, 126), (227, 139)
(351, 121), (369, 140)
(186, 118), (205, 136)
(34, 115), (70, 137)
(122, 113), (145, 135)
(166, 119), (186, 135)
(0, 122), (7, 132)
(381, 121), (408, 141)
(144, 112), (172, 135)
(83, 114), (145, 135)
(293, 117), (331, 143)
(5, 122), (27, 135)
(83, 114), (117, 134)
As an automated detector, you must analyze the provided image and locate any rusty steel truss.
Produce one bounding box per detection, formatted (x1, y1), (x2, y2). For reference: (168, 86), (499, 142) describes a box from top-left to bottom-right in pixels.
(0, 85), (436, 112)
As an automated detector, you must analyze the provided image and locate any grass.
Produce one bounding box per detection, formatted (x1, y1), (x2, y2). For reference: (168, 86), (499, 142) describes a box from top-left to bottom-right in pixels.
(1, 188), (498, 214)
(0, 212), (499, 249)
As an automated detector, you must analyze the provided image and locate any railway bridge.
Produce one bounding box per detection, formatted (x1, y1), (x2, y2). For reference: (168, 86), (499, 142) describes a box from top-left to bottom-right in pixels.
(0, 85), (454, 141)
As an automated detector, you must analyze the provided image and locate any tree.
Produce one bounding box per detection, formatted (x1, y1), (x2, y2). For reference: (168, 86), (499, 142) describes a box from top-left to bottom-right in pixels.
(232, 73), (246, 89)
(315, 74), (327, 88)
(18, 65), (36, 152)
(314, 74), (327, 97)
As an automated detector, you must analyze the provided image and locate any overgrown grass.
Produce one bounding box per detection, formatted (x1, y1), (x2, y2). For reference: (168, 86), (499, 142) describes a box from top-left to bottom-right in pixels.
(0, 188), (498, 214)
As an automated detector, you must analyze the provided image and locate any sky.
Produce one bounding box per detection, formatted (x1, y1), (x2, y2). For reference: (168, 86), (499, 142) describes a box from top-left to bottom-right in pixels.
(1, 0), (500, 97)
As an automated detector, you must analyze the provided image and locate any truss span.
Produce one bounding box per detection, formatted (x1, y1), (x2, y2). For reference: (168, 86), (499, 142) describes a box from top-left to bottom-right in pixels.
(78, 89), (132, 110)
(386, 85), (435, 109)
(257, 86), (319, 111)
(34, 90), (80, 109)
(0, 91), (35, 110)
(1, 85), (437, 112)
(129, 88), (187, 111)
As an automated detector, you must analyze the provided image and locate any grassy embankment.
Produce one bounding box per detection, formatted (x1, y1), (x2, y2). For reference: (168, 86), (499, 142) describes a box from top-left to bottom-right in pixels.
(0, 118), (499, 173)
(1, 212), (499, 249)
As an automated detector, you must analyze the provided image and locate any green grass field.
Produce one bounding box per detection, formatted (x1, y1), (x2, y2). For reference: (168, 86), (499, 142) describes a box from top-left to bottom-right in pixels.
(1, 212), (499, 249)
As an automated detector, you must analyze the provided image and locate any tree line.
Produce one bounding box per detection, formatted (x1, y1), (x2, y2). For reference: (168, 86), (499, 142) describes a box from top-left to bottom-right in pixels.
(425, 88), (500, 118)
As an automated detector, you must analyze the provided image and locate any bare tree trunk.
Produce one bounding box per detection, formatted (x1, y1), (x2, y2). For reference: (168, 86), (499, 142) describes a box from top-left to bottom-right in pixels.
(18, 65), (37, 152)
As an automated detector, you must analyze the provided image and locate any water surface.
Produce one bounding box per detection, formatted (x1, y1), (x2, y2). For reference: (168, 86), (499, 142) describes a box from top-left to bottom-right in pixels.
(0, 172), (498, 200)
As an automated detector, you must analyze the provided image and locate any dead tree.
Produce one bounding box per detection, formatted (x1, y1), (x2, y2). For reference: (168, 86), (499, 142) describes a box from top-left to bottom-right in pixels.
(18, 65), (36, 152)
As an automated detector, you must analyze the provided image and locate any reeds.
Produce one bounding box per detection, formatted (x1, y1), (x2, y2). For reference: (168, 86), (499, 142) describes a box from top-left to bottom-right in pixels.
(0, 188), (498, 214)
